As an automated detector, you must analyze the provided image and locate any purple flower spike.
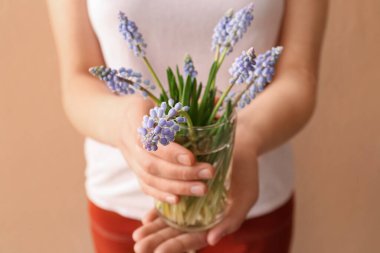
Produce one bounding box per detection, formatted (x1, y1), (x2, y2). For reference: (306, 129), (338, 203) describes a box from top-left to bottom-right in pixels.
(174, 103), (182, 111)
(211, 3), (254, 55)
(168, 98), (175, 107)
(89, 65), (156, 98)
(183, 55), (198, 78)
(226, 3), (254, 50)
(89, 66), (144, 95)
(211, 9), (234, 54)
(119, 12), (147, 57)
(143, 79), (156, 90)
(253, 46), (283, 88)
(237, 46), (284, 108)
(229, 47), (256, 84)
(158, 119), (166, 128)
(160, 138), (169, 146)
(168, 108), (177, 118)
(160, 102), (167, 111)
(138, 101), (190, 151)
(176, 117), (186, 123)
(138, 127), (147, 136)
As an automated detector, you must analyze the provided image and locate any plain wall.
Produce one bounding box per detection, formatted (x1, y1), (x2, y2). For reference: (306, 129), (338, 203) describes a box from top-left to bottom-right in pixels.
(0, 0), (379, 252)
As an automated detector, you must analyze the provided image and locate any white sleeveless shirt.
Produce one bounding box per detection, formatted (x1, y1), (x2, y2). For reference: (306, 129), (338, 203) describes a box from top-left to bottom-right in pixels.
(85, 0), (294, 220)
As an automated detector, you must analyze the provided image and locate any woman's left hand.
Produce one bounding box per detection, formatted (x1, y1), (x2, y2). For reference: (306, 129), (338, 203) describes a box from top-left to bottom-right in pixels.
(132, 123), (260, 253)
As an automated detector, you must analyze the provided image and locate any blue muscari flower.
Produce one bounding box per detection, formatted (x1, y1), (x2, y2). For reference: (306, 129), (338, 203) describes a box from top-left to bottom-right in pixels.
(89, 66), (146, 95)
(229, 47), (256, 84)
(142, 79), (156, 96)
(226, 3), (254, 49)
(238, 85), (257, 108)
(143, 79), (156, 90)
(211, 9), (234, 53)
(183, 55), (198, 78)
(237, 46), (284, 108)
(119, 12), (147, 57)
(138, 101), (189, 151)
(252, 46), (283, 91)
(212, 3), (254, 55)
(221, 90), (237, 111)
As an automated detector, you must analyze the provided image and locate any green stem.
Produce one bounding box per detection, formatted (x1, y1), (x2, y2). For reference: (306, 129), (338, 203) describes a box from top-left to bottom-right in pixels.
(217, 47), (229, 70)
(139, 86), (160, 104)
(207, 78), (236, 124)
(116, 74), (160, 104)
(142, 56), (169, 101)
(180, 111), (197, 152)
(198, 61), (218, 123)
(210, 46), (229, 90)
(214, 45), (220, 62)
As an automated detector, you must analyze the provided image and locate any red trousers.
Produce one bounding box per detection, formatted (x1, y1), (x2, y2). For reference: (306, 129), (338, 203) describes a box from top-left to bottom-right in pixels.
(88, 196), (294, 253)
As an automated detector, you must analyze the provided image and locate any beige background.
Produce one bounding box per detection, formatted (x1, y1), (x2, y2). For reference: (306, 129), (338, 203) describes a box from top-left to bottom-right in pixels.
(1, 0), (379, 252)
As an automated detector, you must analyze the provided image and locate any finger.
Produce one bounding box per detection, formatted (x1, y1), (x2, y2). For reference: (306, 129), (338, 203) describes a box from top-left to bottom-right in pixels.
(207, 204), (246, 246)
(153, 141), (195, 166)
(139, 172), (208, 197)
(133, 218), (166, 242)
(134, 227), (183, 253)
(152, 161), (214, 181)
(207, 162), (260, 246)
(154, 231), (208, 253)
(135, 143), (214, 181)
(140, 155), (215, 181)
(129, 146), (209, 199)
(125, 157), (179, 203)
(139, 181), (179, 204)
(142, 209), (158, 225)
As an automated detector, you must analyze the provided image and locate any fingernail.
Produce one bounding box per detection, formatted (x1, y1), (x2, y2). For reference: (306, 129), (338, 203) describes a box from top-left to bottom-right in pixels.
(198, 169), (212, 179)
(190, 185), (205, 196)
(132, 231), (139, 242)
(177, 154), (191, 165)
(165, 195), (177, 204)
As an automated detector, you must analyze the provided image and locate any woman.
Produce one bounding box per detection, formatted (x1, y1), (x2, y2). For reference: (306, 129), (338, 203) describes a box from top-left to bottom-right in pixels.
(47, 0), (327, 252)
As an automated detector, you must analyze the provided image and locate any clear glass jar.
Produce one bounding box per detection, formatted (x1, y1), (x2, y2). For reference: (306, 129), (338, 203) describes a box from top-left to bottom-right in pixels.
(155, 112), (237, 232)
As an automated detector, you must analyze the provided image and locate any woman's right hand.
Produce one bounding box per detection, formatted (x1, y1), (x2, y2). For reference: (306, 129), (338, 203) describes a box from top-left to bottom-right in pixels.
(117, 97), (215, 204)
(46, 0), (213, 204)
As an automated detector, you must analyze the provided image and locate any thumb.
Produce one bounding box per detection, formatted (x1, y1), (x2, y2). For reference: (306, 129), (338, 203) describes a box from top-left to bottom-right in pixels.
(207, 209), (246, 246)
(153, 141), (196, 166)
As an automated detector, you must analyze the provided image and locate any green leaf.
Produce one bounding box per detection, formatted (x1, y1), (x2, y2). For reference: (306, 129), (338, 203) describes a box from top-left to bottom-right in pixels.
(159, 93), (166, 103)
(183, 75), (192, 106)
(176, 66), (184, 100)
(206, 89), (217, 124)
(196, 82), (203, 101)
(198, 61), (218, 125)
(166, 67), (179, 101)
(226, 100), (233, 117)
(166, 68), (174, 98)
(191, 78), (198, 122)
(198, 88), (215, 125)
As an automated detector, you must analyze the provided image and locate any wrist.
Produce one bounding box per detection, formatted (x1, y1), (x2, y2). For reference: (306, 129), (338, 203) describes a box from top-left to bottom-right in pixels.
(117, 95), (155, 150)
(236, 112), (263, 156)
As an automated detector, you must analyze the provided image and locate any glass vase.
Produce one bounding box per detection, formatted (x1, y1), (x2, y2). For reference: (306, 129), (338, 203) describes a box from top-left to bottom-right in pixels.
(155, 112), (237, 232)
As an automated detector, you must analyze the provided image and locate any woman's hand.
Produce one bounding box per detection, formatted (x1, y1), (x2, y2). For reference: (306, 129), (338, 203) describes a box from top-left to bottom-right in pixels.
(117, 97), (215, 204)
(131, 122), (259, 253)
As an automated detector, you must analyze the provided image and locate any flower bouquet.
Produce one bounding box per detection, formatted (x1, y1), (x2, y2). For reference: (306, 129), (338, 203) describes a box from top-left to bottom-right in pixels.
(89, 3), (283, 232)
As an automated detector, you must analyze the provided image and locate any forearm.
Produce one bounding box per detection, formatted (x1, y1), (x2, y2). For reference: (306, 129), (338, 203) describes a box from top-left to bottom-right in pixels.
(47, 0), (154, 148)
(238, 68), (316, 155)
(62, 73), (153, 148)
(238, 0), (328, 155)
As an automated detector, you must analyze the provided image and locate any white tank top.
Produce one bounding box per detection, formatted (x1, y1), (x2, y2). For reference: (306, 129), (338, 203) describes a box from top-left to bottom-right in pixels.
(85, 0), (294, 220)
